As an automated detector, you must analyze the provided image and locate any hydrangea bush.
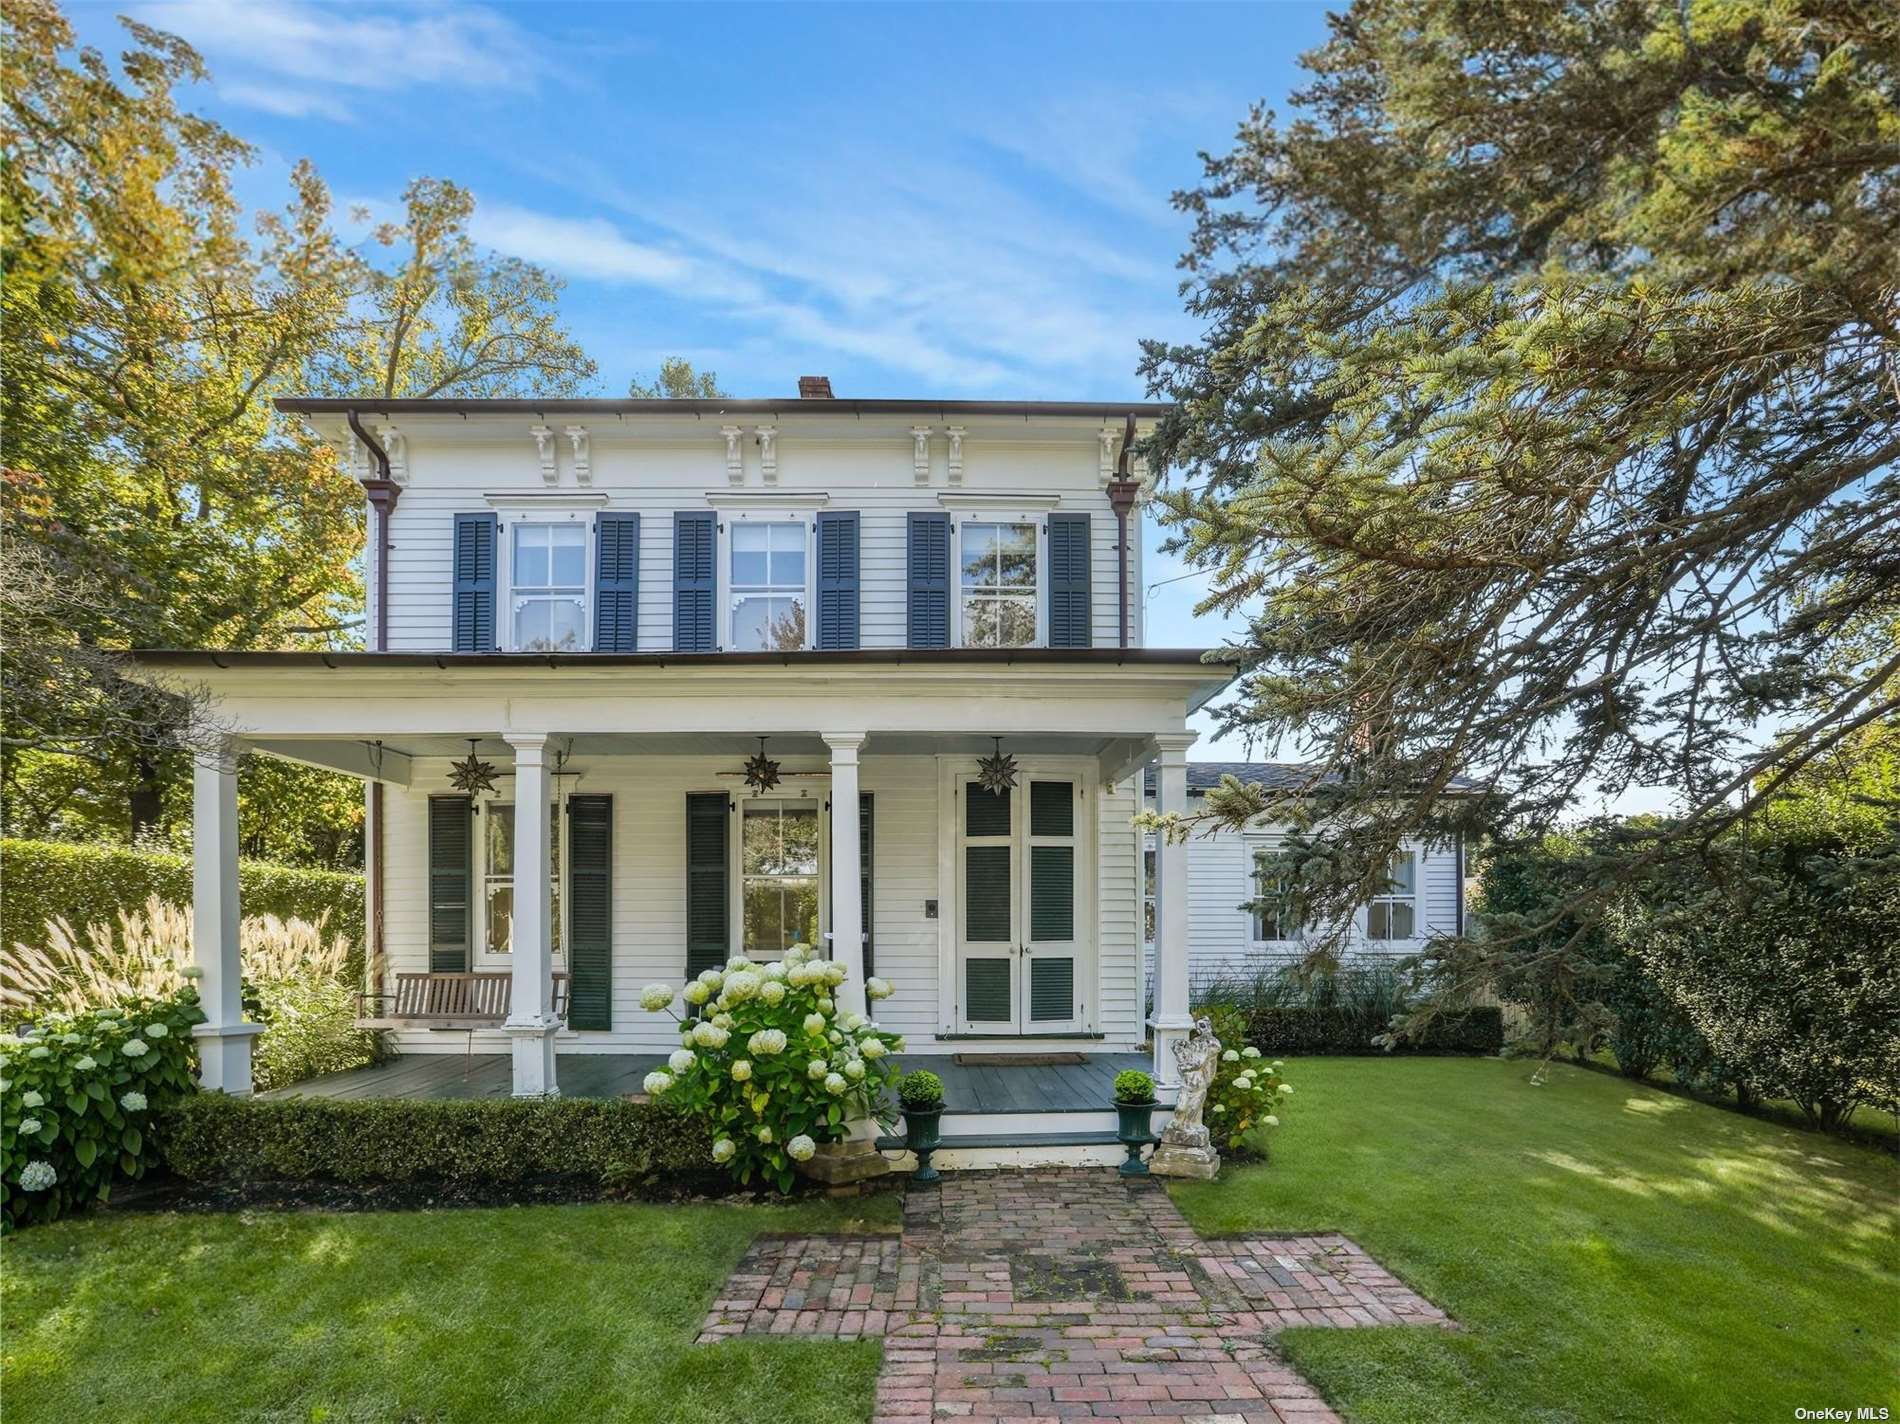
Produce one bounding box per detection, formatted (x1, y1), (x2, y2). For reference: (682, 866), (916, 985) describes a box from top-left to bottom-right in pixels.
(637, 946), (902, 1192)
(1, 986), (202, 1228)
(1205, 1010), (1293, 1155)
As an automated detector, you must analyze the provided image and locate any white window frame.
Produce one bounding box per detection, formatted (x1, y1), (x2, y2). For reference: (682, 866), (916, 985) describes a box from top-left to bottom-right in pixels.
(1245, 835), (1301, 947)
(498, 511), (594, 653)
(951, 511), (1047, 649)
(1365, 848), (1419, 943)
(475, 794), (567, 966)
(1142, 834), (1157, 948)
(717, 509), (814, 653)
(729, 785), (829, 960)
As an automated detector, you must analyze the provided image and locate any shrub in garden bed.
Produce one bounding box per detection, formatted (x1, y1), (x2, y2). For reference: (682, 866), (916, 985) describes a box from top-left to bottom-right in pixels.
(156, 1095), (713, 1191)
(2, 987), (203, 1228)
(1205, 1007), (1292, 1155)
(1239, 1004), (1504, 1055)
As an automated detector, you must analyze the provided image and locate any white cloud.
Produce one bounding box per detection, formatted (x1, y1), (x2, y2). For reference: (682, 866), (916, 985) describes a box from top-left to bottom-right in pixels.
(470, 206), (697, 288)
(216, 81), (353, 123)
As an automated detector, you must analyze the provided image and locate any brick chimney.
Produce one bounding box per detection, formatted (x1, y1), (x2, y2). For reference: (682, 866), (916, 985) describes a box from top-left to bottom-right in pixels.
(798, 375), (834, 399)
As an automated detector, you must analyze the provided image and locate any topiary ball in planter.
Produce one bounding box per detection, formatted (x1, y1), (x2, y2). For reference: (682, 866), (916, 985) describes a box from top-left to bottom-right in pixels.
(895, 1070), (945, 1182)
(1113, 1069), (1156, 1105)
(1111, 1069), (1157, 1177)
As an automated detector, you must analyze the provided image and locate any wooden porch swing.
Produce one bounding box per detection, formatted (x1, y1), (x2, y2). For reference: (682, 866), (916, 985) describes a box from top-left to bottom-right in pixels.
(354, 972), (571, 1067)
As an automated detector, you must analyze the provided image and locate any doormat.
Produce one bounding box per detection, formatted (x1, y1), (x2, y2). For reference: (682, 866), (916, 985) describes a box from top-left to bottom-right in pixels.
(951, 1053), (1087, 1067)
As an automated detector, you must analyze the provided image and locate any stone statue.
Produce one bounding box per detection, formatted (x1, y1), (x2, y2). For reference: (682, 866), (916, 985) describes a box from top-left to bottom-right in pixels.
(1149, 1017), (1222, 1179)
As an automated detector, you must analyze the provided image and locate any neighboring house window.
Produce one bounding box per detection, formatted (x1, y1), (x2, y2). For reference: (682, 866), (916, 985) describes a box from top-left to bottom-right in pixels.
(959, 520), (1038, 647)
(1248, 840), (1299, 943)
(482, 802), (562, 957)
(510, 523), (587, 651)
(1366, 849), (1417, 941)
(730, 520), (808, 650)
(739, 800), (819, 956)
(1142, 841), (1157, 945)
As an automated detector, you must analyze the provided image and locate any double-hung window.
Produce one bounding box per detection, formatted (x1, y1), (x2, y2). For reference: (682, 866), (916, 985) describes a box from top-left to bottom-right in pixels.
(1366, 850), (1417, 941)
(1248, 839), (1299, 944)
(510, 523), (587, 651)
(959, 520), (1039, 647)
(730, 520), (808, 651)
(739, 799), (820, 956)
(481, 801), (562, 958)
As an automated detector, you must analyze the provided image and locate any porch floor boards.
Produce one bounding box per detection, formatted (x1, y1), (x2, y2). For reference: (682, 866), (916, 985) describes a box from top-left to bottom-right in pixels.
(259, 1050), (1157, 1112)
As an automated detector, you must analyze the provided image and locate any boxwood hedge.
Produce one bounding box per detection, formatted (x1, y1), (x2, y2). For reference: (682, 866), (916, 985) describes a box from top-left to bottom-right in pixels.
(1240, 1004), (1504, 1055)
(1, 839), (364, 975)
(156, 1094), (714, 1187)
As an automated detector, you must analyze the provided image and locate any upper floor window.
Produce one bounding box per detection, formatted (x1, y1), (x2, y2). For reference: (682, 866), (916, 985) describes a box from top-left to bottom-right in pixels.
(730, 520), (808, 651)
(960, 520), (1038, 647)
(1366, 850), (1417, 941)
(511, 523), (587, 651)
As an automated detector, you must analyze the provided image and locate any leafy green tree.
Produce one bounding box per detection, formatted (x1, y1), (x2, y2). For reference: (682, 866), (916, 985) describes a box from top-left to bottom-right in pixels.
(628, 357), (726, 399)
(1138, 0), (1900, 1015)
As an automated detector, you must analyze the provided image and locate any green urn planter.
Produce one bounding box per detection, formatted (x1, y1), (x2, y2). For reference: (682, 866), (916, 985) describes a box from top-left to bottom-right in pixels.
(902, 1105), (944, 1181)
(1114, 1100), (1157, 1176)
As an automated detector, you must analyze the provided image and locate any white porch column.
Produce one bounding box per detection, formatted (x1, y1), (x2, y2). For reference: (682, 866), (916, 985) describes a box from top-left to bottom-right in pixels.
(824, 732), (867, 1016)
(1150, 731), (1198, 1087)
(191, 739), (264, 1093)
(503, 734), (559, 1098)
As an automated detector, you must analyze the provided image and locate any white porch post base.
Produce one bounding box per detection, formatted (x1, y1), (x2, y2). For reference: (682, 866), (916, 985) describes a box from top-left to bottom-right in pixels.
(1149, 1016), (1194, 1089)
(192, 1022), (267, 1096)
(505, 1021), (561, 1098)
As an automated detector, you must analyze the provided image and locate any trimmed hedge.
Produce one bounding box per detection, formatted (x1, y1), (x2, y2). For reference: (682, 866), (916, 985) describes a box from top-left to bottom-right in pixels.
(156, 1094), (713, 1186)
(1241, 1005), (1504, 1056)
(1, 839), (364, 975)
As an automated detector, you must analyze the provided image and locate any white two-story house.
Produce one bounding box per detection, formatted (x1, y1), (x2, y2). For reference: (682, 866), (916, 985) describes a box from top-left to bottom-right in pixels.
(136, 383), (1231, 1104)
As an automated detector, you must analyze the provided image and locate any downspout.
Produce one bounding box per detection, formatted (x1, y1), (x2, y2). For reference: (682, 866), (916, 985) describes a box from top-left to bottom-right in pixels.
(1105, 412), (1141, 649)
(344, 410), (398, 1003)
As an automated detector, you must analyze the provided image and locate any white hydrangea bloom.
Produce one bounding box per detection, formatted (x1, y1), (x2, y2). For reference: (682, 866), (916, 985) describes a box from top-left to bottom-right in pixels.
(711, 1138), (736, 1164)
(120, 1090), (148, 1112)
(827, 1029), (844, 1045)
(682, 981), (711, 1006)
(18, 1160), (56, 1192)
(123, 1039), (149, 1058)
(865, 977), (893, 1000)
(756, 1125), (773, 1143)
(759, 981), (787, 1006)
(843, 1059), (866, 1081)
(783, 945), (807, 965)
(786, 1134), (816, 1162)
(839, 1011), (865, 1033)
(668, 1049), (696, 1074)
(145, 1023), (170, 1039)
(1222, 1048), (1240, 1063)
(824, 962), (848, 986)
(639, 984), (675, 1012)
(748, 1029), (787, 1057)
(1263, 1114), (1280, 1127)
(762, 962), (786, 982)
(642, 1071), (673, 1095)
(1212, 1104), (1227, 1114)
(816, 995), (835, 1014)
(1234, 1072), (1254, 1089)
(21, 1091), (44, 1109)
(808, 1059), (829, 1080)
(726, 954), (754, 972)
(712, 1012), (735, 1030)
(19, 1118), (41, 1136)
(1278, 1083), (1294, 1096)
(824, 1072), (847, 1095)
(691, 1021), (730, 1049)
(721, 970), (761, 1003)
(1242, 1046), (1261, 1060)
(892, 1037), (907, 1053)
(730, 1060), (753, 1082)
(1271, 1060), (1284, 1069)
(802, 1013), (827, 1036)
(858, 1038), (887, 1060)
(699, 967), (726, 989)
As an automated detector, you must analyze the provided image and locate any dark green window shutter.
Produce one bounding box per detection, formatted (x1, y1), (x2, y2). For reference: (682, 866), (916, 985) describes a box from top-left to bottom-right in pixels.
(815, 511), (860, 650)
(1029, 956), (1074, 1022)
(907, 512), (950, 648)
(673, 512), (716, 652)
(685, 792), (729, 977)
(965, 959), (1012, 1022)
(427, 796), (472, 971)
(451, 513), (497, 652)
(567, 794), (612, 1029)
(1030, 846), (1074, 941)
(965, 846), (1012, 941)
(1030, 780), (1073, 837)
(594, 513), (639, 652)
(1047, 513), (1091, 648)
(859, 793), (874, 979)
(965, 784), (1010, 838)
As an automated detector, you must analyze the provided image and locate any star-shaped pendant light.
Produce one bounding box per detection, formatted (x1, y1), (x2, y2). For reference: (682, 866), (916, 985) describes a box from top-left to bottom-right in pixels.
(976, 736), (1018, 796)
(743, 736), (782, 794)
(447, 738), (499, 796)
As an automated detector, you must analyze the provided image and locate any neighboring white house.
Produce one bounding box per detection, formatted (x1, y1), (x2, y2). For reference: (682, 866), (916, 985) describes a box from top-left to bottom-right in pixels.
(1141, 763), (1467, 1000)
(133, 384), (1232, 1101)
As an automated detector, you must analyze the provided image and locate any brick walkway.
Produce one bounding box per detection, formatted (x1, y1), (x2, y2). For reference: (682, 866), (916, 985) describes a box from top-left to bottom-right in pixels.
(697, 1169), (1450, 1423)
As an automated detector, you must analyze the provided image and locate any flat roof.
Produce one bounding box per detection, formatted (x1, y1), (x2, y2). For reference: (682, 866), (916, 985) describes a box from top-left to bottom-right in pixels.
(274, 397), (1171, 420)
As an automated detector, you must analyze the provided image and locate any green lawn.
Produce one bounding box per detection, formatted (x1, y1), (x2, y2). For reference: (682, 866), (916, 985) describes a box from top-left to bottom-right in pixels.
(1172, 1057), (1900, 1424)
(2, 1194), (898, 1424)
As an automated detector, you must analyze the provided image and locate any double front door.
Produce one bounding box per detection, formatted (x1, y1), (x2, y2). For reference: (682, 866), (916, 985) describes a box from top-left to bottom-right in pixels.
(954, 769), (1088, 1034)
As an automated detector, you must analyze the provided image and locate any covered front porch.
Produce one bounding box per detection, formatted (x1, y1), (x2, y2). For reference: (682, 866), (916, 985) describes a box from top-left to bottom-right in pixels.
(140, 649), (1224, 1112)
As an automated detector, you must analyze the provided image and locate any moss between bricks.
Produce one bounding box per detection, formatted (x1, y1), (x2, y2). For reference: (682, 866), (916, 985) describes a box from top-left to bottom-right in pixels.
(156, 1095), (712, 1187)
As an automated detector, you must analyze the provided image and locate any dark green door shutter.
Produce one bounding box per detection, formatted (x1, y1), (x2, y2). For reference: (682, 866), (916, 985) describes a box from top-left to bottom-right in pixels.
(427, 796), (472, 971)
(594, 513), (639, 652)
(673, 512), (716, 652)
(685, 792), (729, 978)
(859, 793), (874, 978)
(567, 794), (612, 1029)
(1047, 513), (1091, 648)
(451, 513), (498, 652)
(907, 512), (950, 648)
